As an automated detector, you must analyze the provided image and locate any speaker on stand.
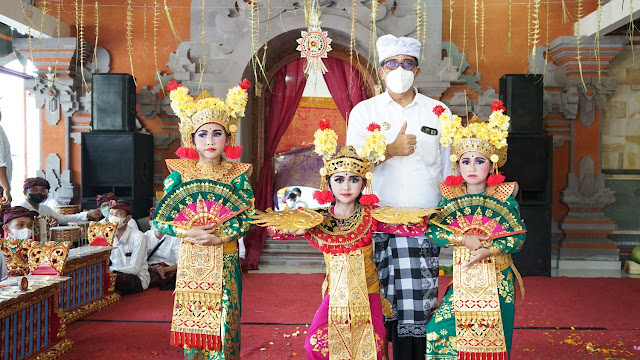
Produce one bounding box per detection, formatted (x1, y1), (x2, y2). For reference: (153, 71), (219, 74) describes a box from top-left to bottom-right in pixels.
(499, 74), (552, 276)
(91, 73), (136, 131)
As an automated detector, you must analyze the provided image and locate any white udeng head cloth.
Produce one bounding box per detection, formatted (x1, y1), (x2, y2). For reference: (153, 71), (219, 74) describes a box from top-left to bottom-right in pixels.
(376, 34), (421, 64)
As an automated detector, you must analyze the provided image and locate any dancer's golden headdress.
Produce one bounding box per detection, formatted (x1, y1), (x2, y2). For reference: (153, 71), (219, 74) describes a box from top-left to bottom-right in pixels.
(167, 79), (250, 159)
(433, 101), (510, 186)
(312, 119), (386, 205)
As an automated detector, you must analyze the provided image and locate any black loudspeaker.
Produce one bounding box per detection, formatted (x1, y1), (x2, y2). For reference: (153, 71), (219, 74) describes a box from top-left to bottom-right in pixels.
(500, 134), (552, 205)
(500, 134), (552, 276)
(499, 74), (544, 134)
(511, 205), (551, 276)
(81, 132), (153, 219)
(91, 74), (136, 131)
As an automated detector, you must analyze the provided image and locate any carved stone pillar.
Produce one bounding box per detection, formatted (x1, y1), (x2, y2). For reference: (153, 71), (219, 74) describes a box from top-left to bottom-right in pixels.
(12, 38), (108, 204)
(547, 35), (628, 270)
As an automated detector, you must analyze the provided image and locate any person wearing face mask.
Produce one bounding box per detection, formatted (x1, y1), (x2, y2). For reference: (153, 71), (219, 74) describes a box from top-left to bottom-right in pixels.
(96, 193), (139, 230)
(346, 35), (452, 360)
(108, 200), (150, 295)
(1, 206), (39, 280)
(18, 177), (102, 224)
(144, 207), (180, 290)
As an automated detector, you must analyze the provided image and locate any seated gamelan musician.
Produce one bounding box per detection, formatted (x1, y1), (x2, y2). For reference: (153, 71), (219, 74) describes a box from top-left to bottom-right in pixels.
(145, 207), (180, 290)
(19, 177), (102, 224)
(96, 192), (139, 230)
(108, 200), (150, 295)
(0, 206), (39, 280)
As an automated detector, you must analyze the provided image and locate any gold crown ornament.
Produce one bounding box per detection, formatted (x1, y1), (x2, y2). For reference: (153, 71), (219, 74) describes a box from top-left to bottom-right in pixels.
(312, 119), (386, 205)
(167, 79), (251, 160)
(433, 101), (510, 186)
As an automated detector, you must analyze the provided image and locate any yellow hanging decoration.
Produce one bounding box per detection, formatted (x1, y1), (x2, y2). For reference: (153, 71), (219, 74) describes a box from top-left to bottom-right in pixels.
(421, 1), (428, 62)
(126, 0), (136, 85)
(628, 2), (637, 66)
(530, 0), (540, 74)
(260, 0), (272, 84)
(143, 1), (148, 59)
(164, 0), (182, 44)
(526, 0), (531, 56)
(575, 0), (587, 92)
(54, 0), (62, 80)
(449, 0), (454, 65)
(368, 0), (381, 89)
(416, 0), (422, 54)
(297, 1), (332, 76)
(460, 0), (467, 77)
(561, 0), (571, 23)
(473, 0), (479, 72)
(350, 0), (357, 69)
(480, 0), (485, 61)
(79, 0), (86, 86)
(153, 0), (163, 96)
(38, 0), (49, 50)
(507, 0), (511, 55)
(543, 0), (549, 76)
(93, 1), (99, 73)
(199, 0), (206, 91)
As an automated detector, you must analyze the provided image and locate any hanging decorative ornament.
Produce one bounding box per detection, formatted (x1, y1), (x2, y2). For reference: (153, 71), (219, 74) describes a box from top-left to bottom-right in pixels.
(296, 7), (332, 76)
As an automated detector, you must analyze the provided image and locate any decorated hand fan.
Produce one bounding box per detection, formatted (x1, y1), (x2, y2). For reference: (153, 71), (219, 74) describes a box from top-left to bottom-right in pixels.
(153, 179), (251, 229)
(430, 195), (526, 239)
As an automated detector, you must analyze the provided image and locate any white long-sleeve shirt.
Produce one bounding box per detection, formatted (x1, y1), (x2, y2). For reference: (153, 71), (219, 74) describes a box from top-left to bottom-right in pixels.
(110, 227), (150, 290)
(0, 126), (12, 184)
(144, 229), (180, 266)
(347, 89), (452, 210)
(18, 200), (89, 225)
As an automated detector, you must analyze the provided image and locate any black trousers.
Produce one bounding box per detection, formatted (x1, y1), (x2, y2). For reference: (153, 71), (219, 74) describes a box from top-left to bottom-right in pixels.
(390, 320), (426, 360)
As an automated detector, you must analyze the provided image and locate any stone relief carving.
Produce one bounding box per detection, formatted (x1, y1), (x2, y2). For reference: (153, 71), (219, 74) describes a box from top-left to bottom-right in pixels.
(562, 156), (615, 207)
(36, 154), (74, 204)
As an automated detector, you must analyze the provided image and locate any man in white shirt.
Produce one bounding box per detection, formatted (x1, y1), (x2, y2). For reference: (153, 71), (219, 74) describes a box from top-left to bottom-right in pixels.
(19, 178), (101, 224)
(144, 207), (180, 290)
(108, 200), (150, 295)
(346, 35), (452, 360)
(0, 118), (12, 206)
(96, 193), (139, 230)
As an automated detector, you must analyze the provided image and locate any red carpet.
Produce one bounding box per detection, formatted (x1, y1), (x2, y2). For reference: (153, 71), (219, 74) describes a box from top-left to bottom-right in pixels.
(63, 274), (639, 359)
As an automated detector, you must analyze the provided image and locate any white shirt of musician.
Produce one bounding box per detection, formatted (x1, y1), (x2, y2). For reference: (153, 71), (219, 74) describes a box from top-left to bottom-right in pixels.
(109, 226), (150, 290)
(18, 200), (89, 225)
(144, 229), (181, 266)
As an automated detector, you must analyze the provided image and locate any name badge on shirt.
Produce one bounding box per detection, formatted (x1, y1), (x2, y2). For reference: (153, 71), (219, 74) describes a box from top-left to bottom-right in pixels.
(125, 252), (132, 257)
(421, 126), (438, 136)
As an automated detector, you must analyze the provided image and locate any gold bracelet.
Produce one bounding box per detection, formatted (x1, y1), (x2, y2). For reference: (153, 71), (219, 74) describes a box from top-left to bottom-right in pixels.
(175, 228), (187, 238)
(449, 232), (463, 245)
(488, 246), (501, 256)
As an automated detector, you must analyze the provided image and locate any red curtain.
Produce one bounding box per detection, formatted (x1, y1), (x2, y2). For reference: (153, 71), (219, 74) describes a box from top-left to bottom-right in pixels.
(244, 58), (307, 269)
(322, 57), (368, 123)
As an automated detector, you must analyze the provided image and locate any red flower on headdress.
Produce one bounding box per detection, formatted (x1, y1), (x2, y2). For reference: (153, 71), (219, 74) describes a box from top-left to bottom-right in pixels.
(433, 105), (446, 117)
(166, 80), (182, 92)
(239, 78), (251, 90)
(318, 118), (332, 130)
(367, 123), (381, 131)
(491, 100), (506, 112)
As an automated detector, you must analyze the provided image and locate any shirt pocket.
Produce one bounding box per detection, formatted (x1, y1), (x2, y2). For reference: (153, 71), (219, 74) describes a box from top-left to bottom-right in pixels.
(415, 128), (439, 166)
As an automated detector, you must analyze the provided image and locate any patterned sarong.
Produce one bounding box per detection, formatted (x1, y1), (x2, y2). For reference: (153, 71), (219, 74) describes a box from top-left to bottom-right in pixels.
(373, 233), (440, 337)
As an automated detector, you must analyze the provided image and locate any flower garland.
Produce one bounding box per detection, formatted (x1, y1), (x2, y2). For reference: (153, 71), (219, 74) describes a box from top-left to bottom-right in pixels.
(359, 123), (386, 164)
(437, 100), (509, 150)
(313, 118), (338, 159)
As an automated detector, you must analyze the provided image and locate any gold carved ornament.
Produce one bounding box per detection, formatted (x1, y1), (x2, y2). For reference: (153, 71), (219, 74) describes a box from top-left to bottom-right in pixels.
(27, 241), (72, 275)
(252, 207), (324, 233)
(371, 206), (439, 225)
(87, 222), (117, 246)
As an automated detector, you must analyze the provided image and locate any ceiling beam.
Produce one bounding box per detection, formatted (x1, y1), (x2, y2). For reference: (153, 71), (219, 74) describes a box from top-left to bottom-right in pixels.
(574, 0), (640, 37)
(0, 1), (71, 38)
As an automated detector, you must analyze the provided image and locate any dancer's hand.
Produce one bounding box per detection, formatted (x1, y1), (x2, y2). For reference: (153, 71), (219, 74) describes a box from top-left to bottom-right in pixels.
(185, 234), (222, 246)
(186, 224), (215, 238)
(462, 234), (489, 251)
(463, 248), (491, 270)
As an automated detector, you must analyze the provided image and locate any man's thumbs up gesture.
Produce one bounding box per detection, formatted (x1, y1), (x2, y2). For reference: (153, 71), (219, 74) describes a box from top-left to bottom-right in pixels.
(387, 121), (417, 157)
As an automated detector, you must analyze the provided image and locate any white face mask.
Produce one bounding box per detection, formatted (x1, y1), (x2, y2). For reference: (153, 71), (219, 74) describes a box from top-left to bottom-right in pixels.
(109, 215), (128, 229)
(384, 67), (415, 94)
(11, 228), (33, 240)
